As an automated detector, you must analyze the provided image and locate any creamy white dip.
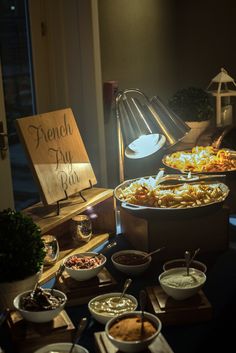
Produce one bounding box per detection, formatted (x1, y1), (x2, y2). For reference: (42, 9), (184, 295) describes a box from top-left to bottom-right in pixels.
(161, 268), (205, 288)
(90, 296), (136, 316)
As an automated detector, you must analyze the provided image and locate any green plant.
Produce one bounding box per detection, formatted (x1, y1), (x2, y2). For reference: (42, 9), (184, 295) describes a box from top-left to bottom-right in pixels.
(168, 87), (214, 122)
(0, 208), (46, 282)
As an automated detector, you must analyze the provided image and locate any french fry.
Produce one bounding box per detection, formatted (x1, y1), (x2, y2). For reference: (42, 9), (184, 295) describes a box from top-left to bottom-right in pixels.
(164, 146), (236, 172)
(119, 179), (227, 209)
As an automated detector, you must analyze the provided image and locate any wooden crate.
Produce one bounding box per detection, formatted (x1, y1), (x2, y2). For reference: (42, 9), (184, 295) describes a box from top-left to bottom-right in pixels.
(120, 205), (229, 260)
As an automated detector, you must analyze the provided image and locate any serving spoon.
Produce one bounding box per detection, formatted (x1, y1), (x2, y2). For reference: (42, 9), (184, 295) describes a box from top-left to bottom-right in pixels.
(142, 246), (165, 261)
(49, 316), (87, 353)
(139, 290), (146, 338)
(188, 248), (201, 267)
(51, 263), (65, 295)
(118, 278), (132, 301)
(90, 240), (117, 258)
(185, 250), (191, 276)
(185, 248), (200, 276)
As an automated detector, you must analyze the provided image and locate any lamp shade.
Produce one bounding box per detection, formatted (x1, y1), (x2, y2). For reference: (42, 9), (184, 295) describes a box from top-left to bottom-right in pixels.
(148, 96), (191, 148)
(117, 91), (166, 159)
(116, 89), (191, 161)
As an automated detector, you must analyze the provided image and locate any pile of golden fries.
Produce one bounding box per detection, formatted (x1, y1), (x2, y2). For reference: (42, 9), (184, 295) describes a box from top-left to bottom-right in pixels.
(118, 181), (227, 209)
(164, 146), (236, 172)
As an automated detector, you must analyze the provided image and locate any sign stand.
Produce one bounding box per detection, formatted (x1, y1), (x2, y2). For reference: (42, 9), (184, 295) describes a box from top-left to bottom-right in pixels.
(56, 179), (93, 215)
(16, 108), (97, 208)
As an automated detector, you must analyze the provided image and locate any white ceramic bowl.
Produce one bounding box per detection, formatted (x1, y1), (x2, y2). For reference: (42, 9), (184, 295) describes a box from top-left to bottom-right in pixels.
(33, 342), (89, 353)
(63, 252), (106, 281)
(88, 292), (138, 324)
(163, 258), (207, 273)
(13, 289), (67, 323)
(105, 311), (162, 353)
(111, 250), (151, 276)
(159, 267), (206, 301)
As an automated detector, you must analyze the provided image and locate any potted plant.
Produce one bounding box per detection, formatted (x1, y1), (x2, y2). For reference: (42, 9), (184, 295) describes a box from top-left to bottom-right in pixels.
(168, 87), (214, 144)
(0, 208), (46, 309)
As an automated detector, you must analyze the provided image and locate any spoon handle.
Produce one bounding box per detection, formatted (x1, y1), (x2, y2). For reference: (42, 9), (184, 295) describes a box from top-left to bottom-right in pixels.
(143, 246), (165, 259)
(119, 278), (132, 300)
(69, 317), (87, 353)
(51, 264), (65, 295)
(189, 248), (200, 267)
(185, 251), (191, 276)
(91, 240), (117, 258)
(139, 290), (146, 337)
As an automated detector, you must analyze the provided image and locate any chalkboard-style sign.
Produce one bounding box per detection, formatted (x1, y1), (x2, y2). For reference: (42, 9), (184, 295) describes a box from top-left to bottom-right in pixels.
(16, 108), (97, 205)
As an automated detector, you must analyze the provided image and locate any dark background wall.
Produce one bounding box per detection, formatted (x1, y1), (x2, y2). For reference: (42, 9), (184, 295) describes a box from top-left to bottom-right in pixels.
(98, 0), (236, 183)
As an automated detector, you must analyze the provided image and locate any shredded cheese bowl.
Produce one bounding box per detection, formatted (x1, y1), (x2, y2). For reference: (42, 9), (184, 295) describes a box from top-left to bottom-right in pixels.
(159, 267), (206, 300)
(162, 146), (236, 173)
(115, 176), (229, 212)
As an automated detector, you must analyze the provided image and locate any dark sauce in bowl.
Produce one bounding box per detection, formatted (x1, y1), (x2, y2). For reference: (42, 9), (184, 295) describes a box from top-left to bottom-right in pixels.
(114, 253), (149, 266)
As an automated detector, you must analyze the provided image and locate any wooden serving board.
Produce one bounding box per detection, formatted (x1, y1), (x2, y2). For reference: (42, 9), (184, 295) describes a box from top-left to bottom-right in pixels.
(146, 286), (212, 325)
(94, 331), (174, 353)
(56, 267), (117, 306)
(8, 310), (75, 353)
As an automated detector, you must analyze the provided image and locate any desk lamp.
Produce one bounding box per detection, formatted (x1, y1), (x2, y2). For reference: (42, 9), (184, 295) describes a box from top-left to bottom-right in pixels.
(115, 88), (190, 182)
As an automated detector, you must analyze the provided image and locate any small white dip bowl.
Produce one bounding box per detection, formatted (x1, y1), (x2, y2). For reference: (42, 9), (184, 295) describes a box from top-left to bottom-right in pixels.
(63, 252), (106, 281)
(105, 311), (162, 353)
(88, 292), (138, 324)
(159, 267), (206, 301)
(33, 343), (89, 353)
(111, 250), (151, 276)
(13, 288), (67, 323)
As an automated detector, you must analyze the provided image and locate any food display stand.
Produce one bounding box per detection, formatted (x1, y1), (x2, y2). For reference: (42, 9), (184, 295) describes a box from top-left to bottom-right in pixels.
(23, 187), (116, 285)
(4, 108), (236, 353)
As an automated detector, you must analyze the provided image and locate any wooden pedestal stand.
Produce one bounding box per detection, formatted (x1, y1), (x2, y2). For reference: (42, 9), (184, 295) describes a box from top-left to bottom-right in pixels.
(120, 205), (229, 261)
(147, 286), (212, 326)
(7, 310), (75, 353)
(94, 331), (174, 353)
(23, 187), (116, 284)
(56, 268), (117, 306)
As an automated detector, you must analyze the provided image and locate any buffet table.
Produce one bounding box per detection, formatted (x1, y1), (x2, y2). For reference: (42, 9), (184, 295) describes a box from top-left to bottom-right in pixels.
(66, 227), (236, 353)
(3, 227), (235, 353)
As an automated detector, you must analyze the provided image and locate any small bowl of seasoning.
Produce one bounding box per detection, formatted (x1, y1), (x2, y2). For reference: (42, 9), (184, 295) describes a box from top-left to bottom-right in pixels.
(88, 292), (138, 324)
(111, 250), (151, 276)
(13, 287), (67, 323)
(105, 311), (162, 352)
(63, 252), (106, 281)
(159, 267), (206, 301)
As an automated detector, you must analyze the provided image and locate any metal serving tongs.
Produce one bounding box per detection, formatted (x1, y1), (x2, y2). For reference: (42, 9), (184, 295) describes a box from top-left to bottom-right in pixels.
(157, 172), (226, 186)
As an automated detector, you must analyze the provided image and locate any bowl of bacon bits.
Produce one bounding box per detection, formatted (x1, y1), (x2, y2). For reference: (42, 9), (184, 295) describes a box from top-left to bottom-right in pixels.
(63, 252), (106, 281)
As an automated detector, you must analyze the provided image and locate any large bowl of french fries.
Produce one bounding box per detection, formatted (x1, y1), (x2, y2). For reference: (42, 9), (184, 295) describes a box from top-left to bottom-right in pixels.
(114, 173), (229, 216)
(162, 146), (236, 174)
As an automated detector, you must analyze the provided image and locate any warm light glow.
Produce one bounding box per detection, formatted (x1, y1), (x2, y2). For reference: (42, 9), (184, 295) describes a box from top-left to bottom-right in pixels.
(125, 133), (166, 159)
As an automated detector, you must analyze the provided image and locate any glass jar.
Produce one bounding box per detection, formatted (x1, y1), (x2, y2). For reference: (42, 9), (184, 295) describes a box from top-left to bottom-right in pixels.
(71, 215), (92, 243)
(41, 235), (59, 266)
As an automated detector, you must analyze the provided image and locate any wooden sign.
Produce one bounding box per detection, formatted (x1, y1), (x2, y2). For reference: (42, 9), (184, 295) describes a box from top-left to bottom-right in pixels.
(16, 108), (97, 205)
